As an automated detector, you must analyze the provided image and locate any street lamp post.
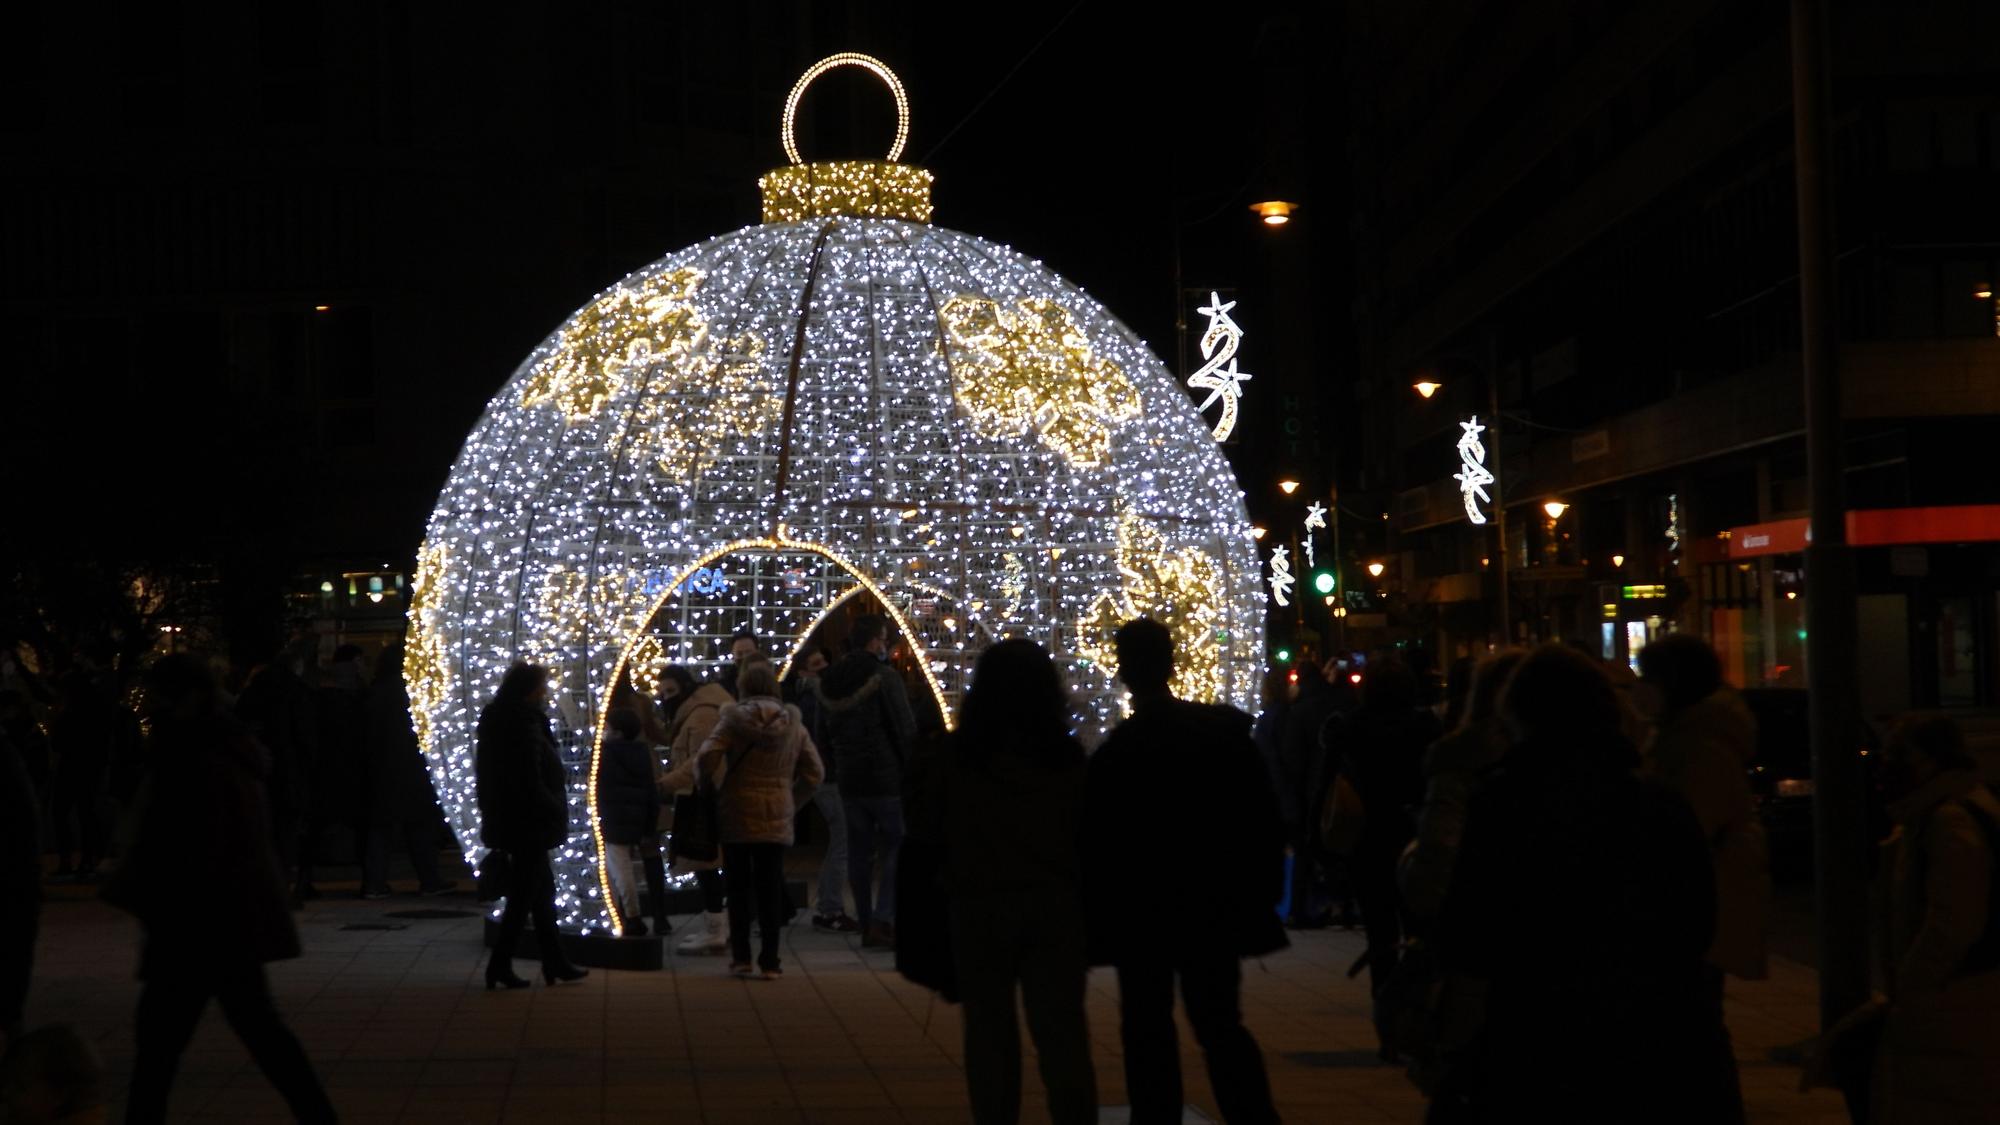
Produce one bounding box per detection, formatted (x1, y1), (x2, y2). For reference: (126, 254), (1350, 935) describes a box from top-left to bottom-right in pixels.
(1485, 351), (1512, 646)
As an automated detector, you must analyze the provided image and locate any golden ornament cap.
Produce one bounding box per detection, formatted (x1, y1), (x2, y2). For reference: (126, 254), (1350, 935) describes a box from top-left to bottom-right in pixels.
(759, 54), (932, 224)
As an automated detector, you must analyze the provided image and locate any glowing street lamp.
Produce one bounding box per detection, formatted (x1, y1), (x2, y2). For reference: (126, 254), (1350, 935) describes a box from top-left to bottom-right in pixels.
(1611, 553), (1626, 568)
(1366, 561), (1385, 578)
(1251, 526), (1268, 541)
(1278, 479), (1301, 496)
(1543, 500), (1569, 520)
(1249, 200), (1297, 227)
(1413, 380), (1442, 399)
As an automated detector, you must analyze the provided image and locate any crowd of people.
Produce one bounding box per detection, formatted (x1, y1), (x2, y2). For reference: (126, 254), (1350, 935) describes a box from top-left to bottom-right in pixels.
(3, 611), (1996, 1124)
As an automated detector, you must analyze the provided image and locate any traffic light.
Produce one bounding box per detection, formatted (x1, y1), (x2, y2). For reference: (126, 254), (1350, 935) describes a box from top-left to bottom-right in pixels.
(1309, 568), (1336, 596)
(1274, 647), (1292, 664)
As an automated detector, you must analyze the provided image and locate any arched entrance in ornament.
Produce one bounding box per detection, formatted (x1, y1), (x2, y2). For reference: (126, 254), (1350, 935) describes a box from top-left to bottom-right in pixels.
(586, 529), (954, 932)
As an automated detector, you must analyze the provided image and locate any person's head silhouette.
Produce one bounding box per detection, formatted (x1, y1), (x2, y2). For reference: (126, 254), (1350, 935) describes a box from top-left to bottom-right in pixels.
(1113, 618), (1174, 700)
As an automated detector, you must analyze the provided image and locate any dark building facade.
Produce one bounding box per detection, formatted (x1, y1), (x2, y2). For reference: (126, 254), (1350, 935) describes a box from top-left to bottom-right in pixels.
(1343, 0), (2000, 714)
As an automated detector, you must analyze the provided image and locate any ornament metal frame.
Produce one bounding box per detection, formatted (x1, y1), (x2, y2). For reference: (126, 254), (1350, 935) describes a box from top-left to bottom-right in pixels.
(409, 54), (1266, 950)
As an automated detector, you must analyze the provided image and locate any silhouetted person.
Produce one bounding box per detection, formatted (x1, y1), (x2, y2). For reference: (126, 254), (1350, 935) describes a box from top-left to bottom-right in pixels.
(1280, 661), (1339, 927)
(360, 641), (453, 899)
(106, 654), (335, 1124)
(790, 645), (855, 931)
(662, 666), (735, 955)
(716, 628), (760, 699)
(0, 1024), (104, 1123)
(695, 659), (821, 977)
(597, 707), (668, 935)
(47, 670), (114, 880)
(1431, 644), (1723, 1123)
(474, 662), (586, 990)
(298, 644), (368, 898)
(1635, 634), (1766, 1121)
(0, 691), (50, 804)
(821, 614), (918, 948)
(1322, 658), (1441, 1011)
(923, 639), (1095, 1125)
(2, 725), (37, 1048)
(1869, 715), (2000, 1124)
(1402, 650), (1525, 921)
(233, 638), (317, 899)
(1086, 618), (1284, 1125)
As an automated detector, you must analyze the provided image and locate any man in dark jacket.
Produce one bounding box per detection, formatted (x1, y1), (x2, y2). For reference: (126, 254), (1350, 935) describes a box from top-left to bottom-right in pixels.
(360, 640), (454, 899)
(232, 640), (314, 892)
(819, 614), (918, 947)
(233, 638), (317, 898)
(1321, 658), (1439, 1004)
(109, 654), (335, 1124)
(1279, 660), (1341, 927)
(1085, 617), (1285, 1125)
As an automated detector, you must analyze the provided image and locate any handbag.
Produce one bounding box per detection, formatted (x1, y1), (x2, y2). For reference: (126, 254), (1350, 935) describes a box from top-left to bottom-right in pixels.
(1321, 773), (1367, 857)
(668, 789), (720, 864)
(668, 747), (746, 865)
(476, 848), (513, 902)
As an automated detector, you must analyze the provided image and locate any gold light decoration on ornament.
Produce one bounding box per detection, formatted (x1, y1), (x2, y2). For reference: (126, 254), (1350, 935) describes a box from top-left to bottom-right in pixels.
(938, 295), (1142, 468)
(759, 161), (934, 223)
(1076, 509), (1229, 704)
(403, 541), (454, 759)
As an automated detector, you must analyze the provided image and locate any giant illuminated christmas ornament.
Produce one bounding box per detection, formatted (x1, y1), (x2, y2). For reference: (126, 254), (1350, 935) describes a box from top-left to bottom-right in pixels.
(408, 54), (1265, 940)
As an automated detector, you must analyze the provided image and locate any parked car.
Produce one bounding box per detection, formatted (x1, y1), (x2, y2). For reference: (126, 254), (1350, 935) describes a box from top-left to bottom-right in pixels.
(1739, 688), (1886, 880)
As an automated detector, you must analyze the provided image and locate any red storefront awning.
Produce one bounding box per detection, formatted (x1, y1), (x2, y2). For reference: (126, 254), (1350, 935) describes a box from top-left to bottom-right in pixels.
(1727, 505), (2000, 559)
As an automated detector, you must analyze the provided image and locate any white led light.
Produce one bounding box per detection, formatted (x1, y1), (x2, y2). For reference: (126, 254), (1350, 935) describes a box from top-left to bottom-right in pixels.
(1268, 545), (1295, 608)
(1455, 416), (1494, 525)
(1187, 292), (1251, 441)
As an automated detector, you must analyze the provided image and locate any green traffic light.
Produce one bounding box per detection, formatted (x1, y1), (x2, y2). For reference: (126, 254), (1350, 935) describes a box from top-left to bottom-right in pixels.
(1312, 571), (1336, 595)
(1275, 648), (1292, 663)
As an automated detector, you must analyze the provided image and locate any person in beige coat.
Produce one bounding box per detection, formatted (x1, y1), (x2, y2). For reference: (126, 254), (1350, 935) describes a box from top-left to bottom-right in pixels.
(1635, 634), (1767, 1123)
(1870, 715), (2000, 1125)
(696, 660), (823, 978)
(660, 672), (735, 954)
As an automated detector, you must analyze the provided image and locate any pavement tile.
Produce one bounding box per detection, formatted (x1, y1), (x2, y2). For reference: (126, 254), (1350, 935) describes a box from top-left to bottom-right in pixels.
(24, 883), (1851, 1123)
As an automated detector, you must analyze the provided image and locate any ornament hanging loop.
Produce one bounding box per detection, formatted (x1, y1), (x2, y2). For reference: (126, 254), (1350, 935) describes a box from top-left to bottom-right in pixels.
(781, 53), (911, 166)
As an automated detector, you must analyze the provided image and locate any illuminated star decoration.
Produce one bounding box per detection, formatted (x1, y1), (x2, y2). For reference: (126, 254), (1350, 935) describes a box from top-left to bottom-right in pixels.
(1302, 501), (1327, 566)
(938, 295), (1143, 468)
(1454, 416), (1495, 525)
(1268, 545), (1295, 607)
(1187, 291), (1251, 441)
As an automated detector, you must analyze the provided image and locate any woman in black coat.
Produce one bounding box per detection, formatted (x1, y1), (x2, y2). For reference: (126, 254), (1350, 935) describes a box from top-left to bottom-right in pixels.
(596, 707), (668, 935)
(475, 662), (587, 989)
(108, 654), (335, 1124)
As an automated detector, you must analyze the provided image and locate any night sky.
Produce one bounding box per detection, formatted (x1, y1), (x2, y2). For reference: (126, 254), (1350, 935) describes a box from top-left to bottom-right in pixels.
(3, 3), (1335, 594)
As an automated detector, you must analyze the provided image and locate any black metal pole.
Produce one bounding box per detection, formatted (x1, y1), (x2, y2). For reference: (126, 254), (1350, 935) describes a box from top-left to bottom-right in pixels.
(1487, 354), (1510, 648)
(1791, 0), (1869, 1035)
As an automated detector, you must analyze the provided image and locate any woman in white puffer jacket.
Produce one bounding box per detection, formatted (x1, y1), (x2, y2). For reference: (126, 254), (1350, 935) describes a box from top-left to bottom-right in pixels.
(695, 659), (823, 979)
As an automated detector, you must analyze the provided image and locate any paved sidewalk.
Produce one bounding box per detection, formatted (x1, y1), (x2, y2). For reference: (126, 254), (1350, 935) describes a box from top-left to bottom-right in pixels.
(22, 888), (1849, 1123)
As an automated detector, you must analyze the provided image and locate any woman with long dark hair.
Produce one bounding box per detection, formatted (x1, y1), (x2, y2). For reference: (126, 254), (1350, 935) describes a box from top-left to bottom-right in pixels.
(1430, 644), (1724, 1122)
(935, 639), (1095, 1124)
(475, 662), (587, 989)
